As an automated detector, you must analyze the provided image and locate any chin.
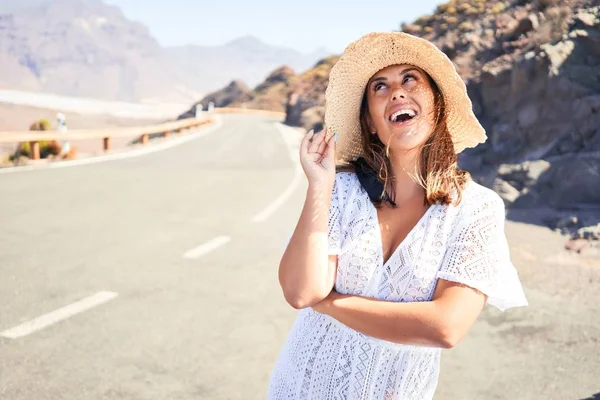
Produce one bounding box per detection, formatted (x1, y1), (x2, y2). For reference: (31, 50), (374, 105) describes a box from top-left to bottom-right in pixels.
(386, 129), (427, 150)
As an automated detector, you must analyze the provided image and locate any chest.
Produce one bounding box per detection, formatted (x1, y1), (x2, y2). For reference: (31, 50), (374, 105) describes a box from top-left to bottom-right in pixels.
(376, 203), (430, 266)
(335, 198), (452, 302)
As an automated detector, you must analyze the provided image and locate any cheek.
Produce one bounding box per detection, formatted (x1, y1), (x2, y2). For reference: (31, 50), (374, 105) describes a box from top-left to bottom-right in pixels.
(412, 87), (436, 121)
(367, 97), (387, 123)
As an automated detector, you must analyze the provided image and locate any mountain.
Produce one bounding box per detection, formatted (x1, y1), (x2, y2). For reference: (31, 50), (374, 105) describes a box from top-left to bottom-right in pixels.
(163, 36), (330, 95)
(0, 0), (331, 102)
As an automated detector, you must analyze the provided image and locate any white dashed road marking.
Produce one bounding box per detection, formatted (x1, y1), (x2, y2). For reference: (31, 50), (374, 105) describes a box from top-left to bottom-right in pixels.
(183, 236), (231, 259)
(1, 291), (119, 339)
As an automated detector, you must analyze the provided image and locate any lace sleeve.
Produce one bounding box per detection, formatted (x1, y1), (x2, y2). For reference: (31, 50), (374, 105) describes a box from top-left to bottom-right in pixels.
(327, 174), (344, 255)
(436, 193), (528, 311)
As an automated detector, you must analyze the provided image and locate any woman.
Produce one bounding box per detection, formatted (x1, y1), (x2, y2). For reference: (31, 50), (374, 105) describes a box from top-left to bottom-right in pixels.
(268, 32), (528, 400)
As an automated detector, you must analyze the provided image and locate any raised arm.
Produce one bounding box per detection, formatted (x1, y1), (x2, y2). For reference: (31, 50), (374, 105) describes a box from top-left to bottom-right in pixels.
(278, 128), (338, 309)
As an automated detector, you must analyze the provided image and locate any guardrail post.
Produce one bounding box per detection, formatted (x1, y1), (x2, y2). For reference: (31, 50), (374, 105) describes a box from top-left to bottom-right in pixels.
(29, 141), (40, 160)
(103, 137), (111, 151)
(141, 134), (149, 145)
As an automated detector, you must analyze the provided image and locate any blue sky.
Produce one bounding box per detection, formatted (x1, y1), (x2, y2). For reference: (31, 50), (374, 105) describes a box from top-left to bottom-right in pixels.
(104, 0), (445, 54)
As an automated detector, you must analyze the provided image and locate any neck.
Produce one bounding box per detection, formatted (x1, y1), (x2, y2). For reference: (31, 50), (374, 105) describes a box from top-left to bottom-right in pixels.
(388, 149), (425, 206)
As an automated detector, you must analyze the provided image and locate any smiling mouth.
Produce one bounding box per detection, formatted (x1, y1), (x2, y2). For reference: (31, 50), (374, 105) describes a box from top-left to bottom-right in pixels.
(388, 109), (417, 123)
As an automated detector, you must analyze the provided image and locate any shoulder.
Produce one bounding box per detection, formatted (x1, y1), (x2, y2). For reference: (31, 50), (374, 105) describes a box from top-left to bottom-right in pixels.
(330, 171), (371, 217)
(451, 179), (506, 222)
(332, 171), (360, 194)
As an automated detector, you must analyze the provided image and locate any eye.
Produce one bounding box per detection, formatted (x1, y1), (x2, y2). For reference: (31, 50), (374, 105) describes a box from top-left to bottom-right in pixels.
(373, 82), (387, 91)
(403, 74), (417, 85)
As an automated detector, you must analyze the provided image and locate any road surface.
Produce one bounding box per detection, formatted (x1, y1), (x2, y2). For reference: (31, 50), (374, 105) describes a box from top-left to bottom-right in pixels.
(0, 114), (598, 400)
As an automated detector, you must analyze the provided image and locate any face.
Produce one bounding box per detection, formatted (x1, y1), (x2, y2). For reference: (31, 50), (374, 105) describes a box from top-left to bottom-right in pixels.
(364, 64), (437, 153)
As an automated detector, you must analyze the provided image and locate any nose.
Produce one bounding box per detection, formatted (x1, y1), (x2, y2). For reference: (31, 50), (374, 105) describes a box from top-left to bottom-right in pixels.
(391, 87), (406, 101)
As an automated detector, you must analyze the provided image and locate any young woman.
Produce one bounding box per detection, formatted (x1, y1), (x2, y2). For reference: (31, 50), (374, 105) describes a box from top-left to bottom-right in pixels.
(268, 32), (528, 400)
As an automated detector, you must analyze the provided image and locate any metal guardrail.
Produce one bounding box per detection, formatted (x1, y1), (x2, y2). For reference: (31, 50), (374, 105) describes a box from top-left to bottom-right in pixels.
(0, 117), (213, 160)
(0, 106), (286, 160)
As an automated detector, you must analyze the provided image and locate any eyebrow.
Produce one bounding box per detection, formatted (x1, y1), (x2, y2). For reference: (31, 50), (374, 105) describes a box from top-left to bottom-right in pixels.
(368, 68), (421, 85)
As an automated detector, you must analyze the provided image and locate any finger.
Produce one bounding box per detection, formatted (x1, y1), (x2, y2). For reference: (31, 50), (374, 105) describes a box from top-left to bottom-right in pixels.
(299, 129), (314, 155)
(323, 134), (336, 161)
(308, 129), (325, 153)
(316, 132), (328, 155)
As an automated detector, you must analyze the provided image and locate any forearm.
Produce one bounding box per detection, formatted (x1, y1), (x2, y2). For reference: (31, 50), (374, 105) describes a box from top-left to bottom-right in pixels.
(279, 182), (333, 308)
(317, 293), (454, 348)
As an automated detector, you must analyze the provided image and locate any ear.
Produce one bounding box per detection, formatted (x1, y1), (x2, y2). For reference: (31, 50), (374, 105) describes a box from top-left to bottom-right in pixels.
(365, 112), (376, 134)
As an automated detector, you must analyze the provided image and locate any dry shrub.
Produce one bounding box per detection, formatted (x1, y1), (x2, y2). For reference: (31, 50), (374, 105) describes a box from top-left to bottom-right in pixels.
(536, 0), (560, 10)
(459, 21), (474, 30)
(491, 3), (507, 14)
(446, 16), (459, 25)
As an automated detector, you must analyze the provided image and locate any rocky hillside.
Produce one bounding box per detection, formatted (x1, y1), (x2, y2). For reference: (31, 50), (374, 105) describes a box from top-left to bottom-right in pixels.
(404, 0), (600, 245)
(207, 0), (599, 245)
(0, 0), (329, 102)
(180, 56), (339, 123)
(181, 66), (298, 116)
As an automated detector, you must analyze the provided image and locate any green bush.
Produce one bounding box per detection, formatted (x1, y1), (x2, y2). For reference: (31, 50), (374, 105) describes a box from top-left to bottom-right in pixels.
(14, 118), (60, 159)
(29, 118), (51, 131)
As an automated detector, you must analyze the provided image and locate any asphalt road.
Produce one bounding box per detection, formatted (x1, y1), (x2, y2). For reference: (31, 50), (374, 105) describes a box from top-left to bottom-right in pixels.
(0, 114), (598, 400)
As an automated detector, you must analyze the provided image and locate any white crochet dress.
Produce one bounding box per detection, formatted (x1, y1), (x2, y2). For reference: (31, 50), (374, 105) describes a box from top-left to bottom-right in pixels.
(267, 172), (528, 400)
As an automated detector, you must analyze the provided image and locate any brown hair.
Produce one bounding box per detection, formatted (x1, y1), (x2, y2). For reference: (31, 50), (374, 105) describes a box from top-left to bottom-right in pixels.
(351, 73), (471, 208)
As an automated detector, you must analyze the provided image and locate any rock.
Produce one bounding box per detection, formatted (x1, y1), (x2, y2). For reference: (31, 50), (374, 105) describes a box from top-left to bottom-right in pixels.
(504, 14), (540, 41)
(556, 215), (579, 231)
(493, 178), (521, 206)
(517, 103), (540, 128)
(572, 223), (600, 241)
(285, 92), (321, 128)
(581, 28), (600, 57)
(498, 160), (551, 191)
(584, 128), (600, 150)
(179, 80), (253, 118)
(564, 239), (589, 253)
(254, 66), (295, 91)
(535, 154), (600, 208)
(300, 106), (325, 132)
(557, 135), (583, 154)
(575, 11), (598, 28)
(542, 40), (576, 75)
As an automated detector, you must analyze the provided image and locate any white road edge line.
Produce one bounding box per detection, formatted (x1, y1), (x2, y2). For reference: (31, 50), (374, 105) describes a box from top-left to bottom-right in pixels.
(0, 291), (118, 339)
(0, 115), (223, 175)
(252, 123), (304, 223)
(183, 235), (231, 259)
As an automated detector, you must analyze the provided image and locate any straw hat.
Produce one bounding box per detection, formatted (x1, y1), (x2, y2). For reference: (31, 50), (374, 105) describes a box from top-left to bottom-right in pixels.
(324, 31), (487, 163)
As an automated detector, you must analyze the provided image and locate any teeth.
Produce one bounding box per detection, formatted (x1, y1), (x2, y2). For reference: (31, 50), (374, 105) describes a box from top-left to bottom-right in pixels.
(390, 109), (416, 121)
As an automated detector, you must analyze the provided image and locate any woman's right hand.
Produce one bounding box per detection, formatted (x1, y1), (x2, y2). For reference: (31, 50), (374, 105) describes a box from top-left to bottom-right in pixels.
(299, 127), (336, 187)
